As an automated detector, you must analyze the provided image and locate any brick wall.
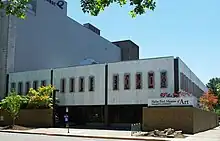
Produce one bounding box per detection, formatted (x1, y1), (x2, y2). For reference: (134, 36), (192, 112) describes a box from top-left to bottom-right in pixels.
(142, 107), (218, 134)
(0, 109), (53, 127)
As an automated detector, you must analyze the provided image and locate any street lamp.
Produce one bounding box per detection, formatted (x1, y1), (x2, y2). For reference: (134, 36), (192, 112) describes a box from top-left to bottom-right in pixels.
(53, 89), (59, 127)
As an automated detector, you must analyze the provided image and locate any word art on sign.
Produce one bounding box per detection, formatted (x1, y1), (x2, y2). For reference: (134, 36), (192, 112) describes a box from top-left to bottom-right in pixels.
(45, 0), (65, 9)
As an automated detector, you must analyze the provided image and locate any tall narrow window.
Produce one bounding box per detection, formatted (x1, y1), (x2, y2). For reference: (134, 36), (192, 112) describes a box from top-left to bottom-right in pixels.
(192, 82), (195, 94)
(18, 82), (23, 94)
(41, 80), (46, 86)
(185, 76), (188, 92)
(187, 77), (190, 93)
(10, 82), (16, 92)
(180, 73), (184, 90)
(113, 74), (119, 90)
(69, 77), (75, 92)
(188, 79), (192, 93)
(124, 73), (130, 90)
(148, 72), (155, 89)
(160, 71), (168, 88)
(89, 76), (95, 92)
(60, 78), (66, 93)
(79, 77), (85, 92)
(25, 82), (30, 94)
(136, 73), (142, 89)
(33, 80), (38, 90)
(183, 74), (186, 91)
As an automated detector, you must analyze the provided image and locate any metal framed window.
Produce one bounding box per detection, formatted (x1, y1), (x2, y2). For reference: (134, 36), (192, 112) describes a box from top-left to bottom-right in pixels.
(69, 77), (75, 92)
(113, 74), (119, 90)
(33, 80), (38, 90)
(41, 80), (46, 87)
(180, 73), (184, 90)
(18, 82), (23, 94)
(79, 77), (85, 92)
(148, 71), (155, 89)
(160, 71), (168, 88)
(10, 82), (16, 92)
(60, 78), (66, 93)
(136, 72), (142, 89)
(25, 81), (30, 94)
(124, 73), (130, 90)
(89, 76), (95, 92)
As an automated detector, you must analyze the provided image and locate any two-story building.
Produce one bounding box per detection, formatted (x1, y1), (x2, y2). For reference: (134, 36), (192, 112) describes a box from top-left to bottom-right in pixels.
(7, 56), (207, 128)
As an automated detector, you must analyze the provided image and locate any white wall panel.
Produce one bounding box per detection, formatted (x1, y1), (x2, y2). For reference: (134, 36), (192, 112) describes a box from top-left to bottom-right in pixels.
(108, 56), (175, 105)
(53, 64), (106, 106)
(8, 69), (51, 94)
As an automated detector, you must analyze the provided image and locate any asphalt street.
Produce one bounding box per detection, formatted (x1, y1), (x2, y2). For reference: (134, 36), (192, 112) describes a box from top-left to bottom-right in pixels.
(0, 132), (139, 141)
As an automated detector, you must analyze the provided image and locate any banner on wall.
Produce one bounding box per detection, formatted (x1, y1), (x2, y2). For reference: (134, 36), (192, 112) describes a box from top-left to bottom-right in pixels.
(148, 97), (198, 107)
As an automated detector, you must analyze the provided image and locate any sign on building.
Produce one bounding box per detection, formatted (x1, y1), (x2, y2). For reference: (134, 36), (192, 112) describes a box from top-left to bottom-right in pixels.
(45, 0), (65, 9)
(148, 97), (198, 107)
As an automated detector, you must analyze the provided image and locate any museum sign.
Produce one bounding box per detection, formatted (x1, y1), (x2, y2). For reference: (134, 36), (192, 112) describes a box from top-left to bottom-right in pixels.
(148, 97), (198, 107)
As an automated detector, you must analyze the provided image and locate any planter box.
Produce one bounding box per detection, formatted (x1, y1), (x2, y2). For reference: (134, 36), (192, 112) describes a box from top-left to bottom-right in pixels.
(0, 109), (53, 127)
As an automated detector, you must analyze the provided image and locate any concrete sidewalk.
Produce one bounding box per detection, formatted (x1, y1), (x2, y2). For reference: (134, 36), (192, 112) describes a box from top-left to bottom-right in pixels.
(183, 126), (220, 141)
(0, 127), (178, 141)
(1, 127), (220, 141)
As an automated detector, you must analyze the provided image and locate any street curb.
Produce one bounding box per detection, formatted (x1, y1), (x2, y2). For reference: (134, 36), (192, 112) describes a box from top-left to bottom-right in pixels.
(0, 130), (168, 141)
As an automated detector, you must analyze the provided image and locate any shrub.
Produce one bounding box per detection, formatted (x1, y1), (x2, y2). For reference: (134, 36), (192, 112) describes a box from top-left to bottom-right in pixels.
(200, 90), (218, 111)
(215, 108), (220, 116)
(26, 85), (55, 109)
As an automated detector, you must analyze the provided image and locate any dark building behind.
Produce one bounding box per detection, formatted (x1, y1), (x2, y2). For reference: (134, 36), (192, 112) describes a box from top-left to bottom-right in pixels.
(112, 40), (139, 61)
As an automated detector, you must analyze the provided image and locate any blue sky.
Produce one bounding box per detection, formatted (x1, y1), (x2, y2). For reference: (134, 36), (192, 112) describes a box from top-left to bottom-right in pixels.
(66, 0), (220, 84)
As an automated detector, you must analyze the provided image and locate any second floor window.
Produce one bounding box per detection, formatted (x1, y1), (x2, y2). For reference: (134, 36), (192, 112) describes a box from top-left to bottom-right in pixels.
(33, 80), (38, 90)
(160, 71), (168, 88)
(89, 76), (95, 92)
(185, 76), (188, 92)
(69, 78), (75, 92)
(124, 73), (130, 90)
(188, 79), (192, 93)
(79, 77), (85, 92)
(180, 73), (184, 90)
(10, 82), (16, 92)
(113, 74), (119, 90)
(18, 82), (23, 94)
(148, 72), (155, 89)
(136, 73), (142, 89)
(60, 78), (66, 93)
(25, 82), (30, 94)
(41, 80), (46, 87)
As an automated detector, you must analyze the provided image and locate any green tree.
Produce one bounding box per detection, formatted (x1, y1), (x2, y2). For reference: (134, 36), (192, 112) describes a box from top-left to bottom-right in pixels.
(217, 83), (220, 92)
(0, 0), (29, 19)
(0, 0), (156, 19)
(81, 0), (156, 18)
(206, 77), (220, 99)
(0, 91), (23, 126)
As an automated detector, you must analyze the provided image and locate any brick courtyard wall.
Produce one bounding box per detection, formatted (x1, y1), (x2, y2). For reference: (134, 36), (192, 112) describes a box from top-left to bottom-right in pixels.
(0, 109), (53, 127)
(142, 107), (218, 134)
